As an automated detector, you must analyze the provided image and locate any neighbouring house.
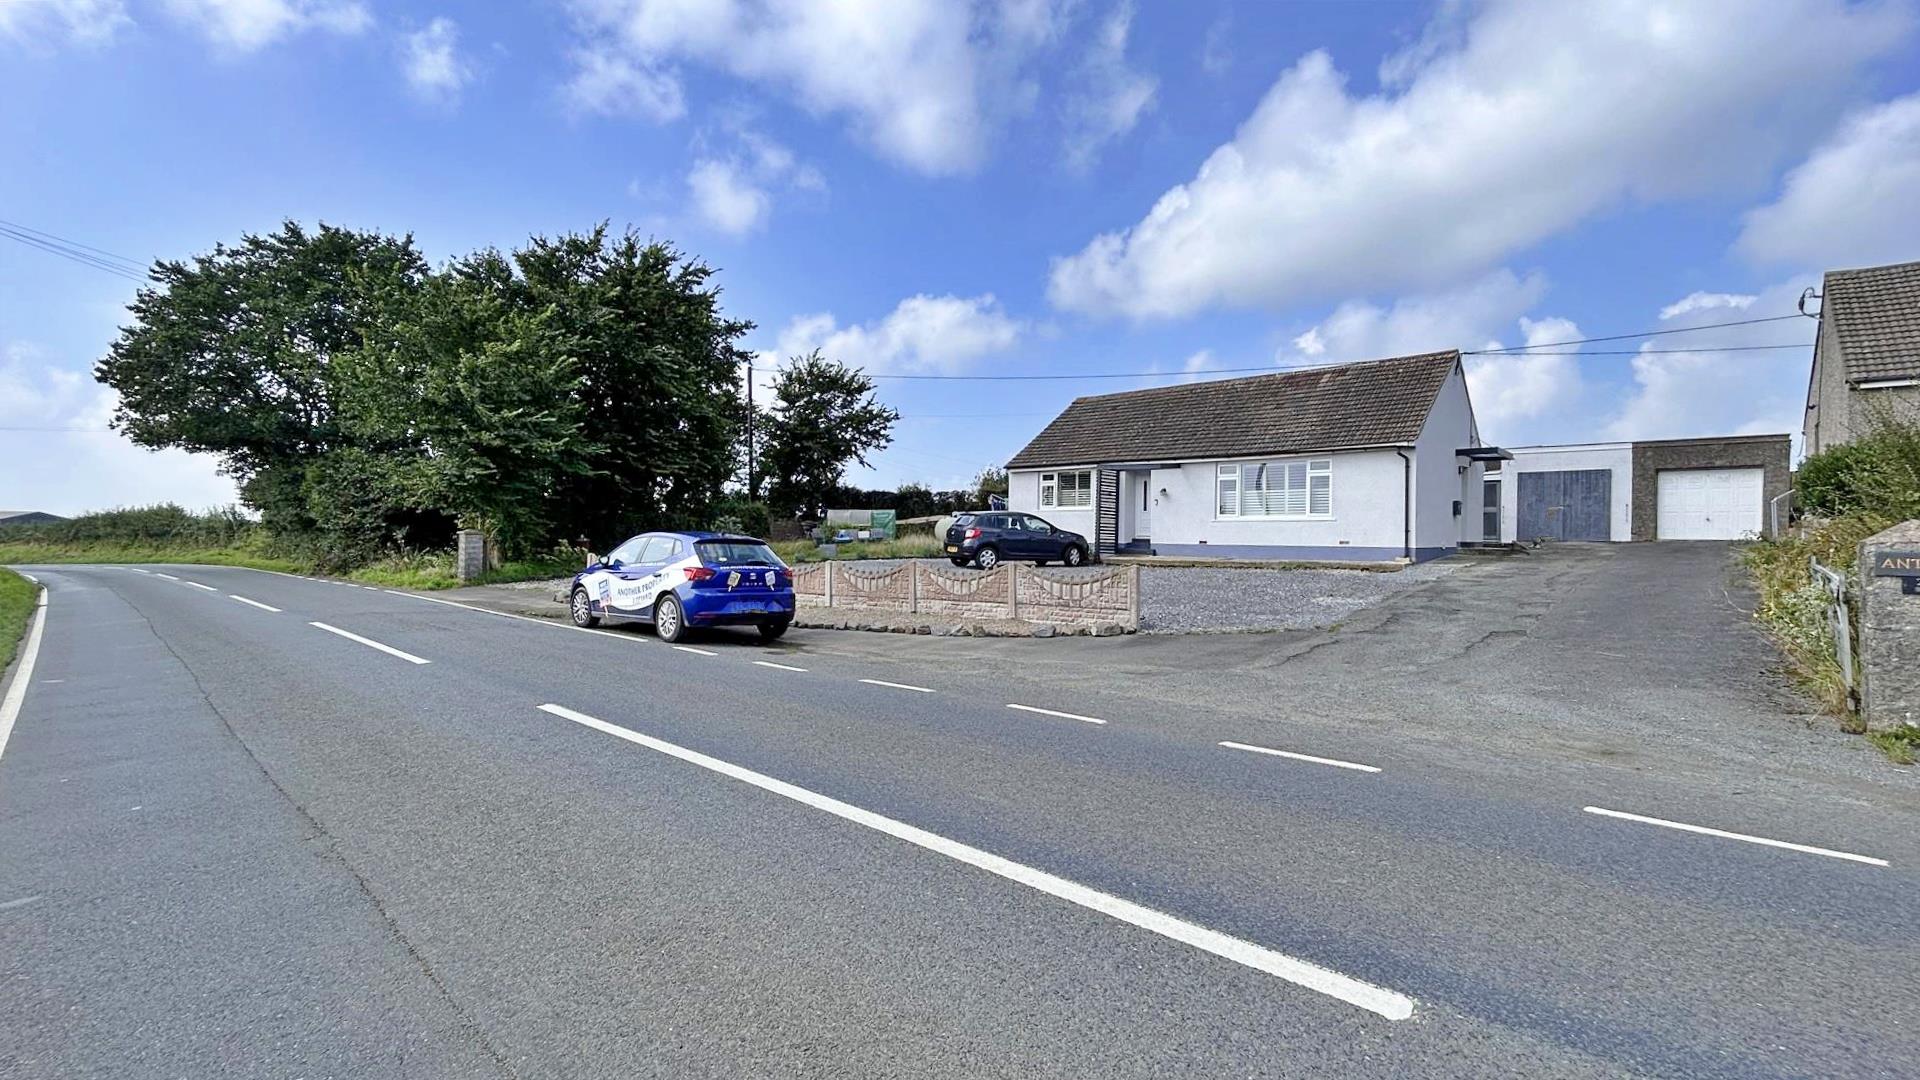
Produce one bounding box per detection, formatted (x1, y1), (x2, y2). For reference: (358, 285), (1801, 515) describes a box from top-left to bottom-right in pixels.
(1004, 351), (1504, 563)
(1483, 435), (1791, 543)
(1803, 258), (1920, 455)
(0, 510), (66, 528)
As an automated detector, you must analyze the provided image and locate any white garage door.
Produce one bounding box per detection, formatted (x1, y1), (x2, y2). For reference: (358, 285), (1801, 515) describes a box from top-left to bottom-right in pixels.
(1656, 468), (1764, 540)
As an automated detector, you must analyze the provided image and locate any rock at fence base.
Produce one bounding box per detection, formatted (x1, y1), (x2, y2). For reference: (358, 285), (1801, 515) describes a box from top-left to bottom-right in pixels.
(966, 623), (987, 637)
(1031, 623), (1056, 638)
(1092, 622), (1124, 637)
(914, 624), (932, 634)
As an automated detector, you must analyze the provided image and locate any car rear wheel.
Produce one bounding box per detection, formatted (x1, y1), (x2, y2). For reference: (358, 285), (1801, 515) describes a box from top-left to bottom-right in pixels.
(757, 620), (790, 641)
(974, 545), (1000, 570)
(1063, 544), (1086, 567)
(570, 586), (601, 627)
(654, 593), (686, 643)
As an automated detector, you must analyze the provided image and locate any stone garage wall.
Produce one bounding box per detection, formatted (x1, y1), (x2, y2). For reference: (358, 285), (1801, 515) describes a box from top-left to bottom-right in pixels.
(787, 560), (1141, 630)
(1628, 434), (1791, 541)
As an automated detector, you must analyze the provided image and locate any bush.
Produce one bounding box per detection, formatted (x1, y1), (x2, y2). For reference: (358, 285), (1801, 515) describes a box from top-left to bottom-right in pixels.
(708, 496), (772, 540)
(1742, 513), (1890, 718)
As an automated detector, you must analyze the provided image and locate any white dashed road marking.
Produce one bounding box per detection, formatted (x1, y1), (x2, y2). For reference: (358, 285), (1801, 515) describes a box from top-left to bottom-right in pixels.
(536, 702), (1415, 1020)
(1582, 806), (1888, 867)
(228, 595), (282, 612)
(308, 622), (431, 665)
(183, 581), (218, 592)
(1219, 741), (1381, 774)
(674, 645), (718, 656)
(152, 573), (179, 581)
(753, 660), (807, 672)
(1007, 703), (1106, 726)
(860, 678), (935, 693)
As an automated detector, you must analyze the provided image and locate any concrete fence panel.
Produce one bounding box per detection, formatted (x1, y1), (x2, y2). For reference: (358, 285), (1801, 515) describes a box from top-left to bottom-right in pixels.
(915, 563), (1015, 620)
(1015, 564), (1140, 628)
(830, 562), (914, 612)
(790, 562), (830, 608)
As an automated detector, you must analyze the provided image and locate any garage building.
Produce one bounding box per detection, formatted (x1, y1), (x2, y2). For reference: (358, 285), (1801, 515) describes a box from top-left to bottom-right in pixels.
(1486, 434), (1790, 543)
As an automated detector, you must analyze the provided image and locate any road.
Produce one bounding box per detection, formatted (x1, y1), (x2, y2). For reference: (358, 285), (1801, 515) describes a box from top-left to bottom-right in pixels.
(1, 551), (1915, 1078)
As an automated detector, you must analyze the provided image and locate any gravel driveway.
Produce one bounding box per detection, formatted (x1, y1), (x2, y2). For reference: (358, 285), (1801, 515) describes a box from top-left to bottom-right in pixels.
(1139, 560), (1462, 633)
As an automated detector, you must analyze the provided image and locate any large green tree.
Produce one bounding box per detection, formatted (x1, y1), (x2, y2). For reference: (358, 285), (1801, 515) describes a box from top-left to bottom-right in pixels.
(760, 351), (900, 517)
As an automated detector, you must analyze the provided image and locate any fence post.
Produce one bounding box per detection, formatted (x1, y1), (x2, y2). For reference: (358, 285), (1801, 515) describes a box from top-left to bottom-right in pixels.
(909, 562), (920, 614)
(1007, 565), (1020, 620)
(456, 530), (487, 583)
(1809, 557), (1854, 703)
(824, 561), (835, 608)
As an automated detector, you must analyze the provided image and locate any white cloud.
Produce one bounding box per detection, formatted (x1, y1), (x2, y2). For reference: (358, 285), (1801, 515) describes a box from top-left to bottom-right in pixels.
(563, 45), (686, 120)
(164, 0), (371, 52)
(0, 0), (129, 46)
(1738, 90), (1920, 270)
(1463, 316), (1585, 440)
(1199, 13), (1231, 76)
(685, 126), (822, 236)
(402, 17), (473, 106)
(687, 158), (771, 236)
(0, 347), (237, 516)
(1659, 292), (1756, 320)
(1604, 278), (1817, 446)
(773, 293), (1024, 375)
(1048, 0), (1912, 318)
(561, 0), (1074, 175)
(1061, 2), (1157, 171)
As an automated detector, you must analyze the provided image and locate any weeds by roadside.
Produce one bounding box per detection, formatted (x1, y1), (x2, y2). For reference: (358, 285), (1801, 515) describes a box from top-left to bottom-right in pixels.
(0, 541), (576, 591)
(0, 568), (38, 673)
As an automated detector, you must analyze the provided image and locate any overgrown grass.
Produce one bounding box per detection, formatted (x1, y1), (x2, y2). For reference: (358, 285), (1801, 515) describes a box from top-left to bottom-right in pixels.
(0, 567), (38, 673)
(772, 535), (946, 563)
(1867, 726), (1920, 765)
(0, 540), (576, 591)
(1741, 512), (1898, 741)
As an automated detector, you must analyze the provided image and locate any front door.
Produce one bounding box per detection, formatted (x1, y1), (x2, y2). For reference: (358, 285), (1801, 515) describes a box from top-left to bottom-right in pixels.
(1136, 478), (1151, 538)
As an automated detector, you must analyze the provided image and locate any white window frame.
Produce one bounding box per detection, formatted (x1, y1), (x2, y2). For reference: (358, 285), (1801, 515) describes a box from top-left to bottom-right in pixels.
(1040, 469), (1092, 509)
(1215, 457), (1333, 520)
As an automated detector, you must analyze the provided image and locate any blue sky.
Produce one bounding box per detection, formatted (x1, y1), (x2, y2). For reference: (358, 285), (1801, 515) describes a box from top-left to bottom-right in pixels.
(4, 0), (1920, 515)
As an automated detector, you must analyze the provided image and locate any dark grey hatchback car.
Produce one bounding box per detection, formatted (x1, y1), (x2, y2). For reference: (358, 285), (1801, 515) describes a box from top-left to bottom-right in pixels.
(943, 512), (1090, 569)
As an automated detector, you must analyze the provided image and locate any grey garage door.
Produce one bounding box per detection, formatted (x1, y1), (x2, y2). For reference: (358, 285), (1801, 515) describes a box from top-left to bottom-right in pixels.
(1517, 470), (1611, 541)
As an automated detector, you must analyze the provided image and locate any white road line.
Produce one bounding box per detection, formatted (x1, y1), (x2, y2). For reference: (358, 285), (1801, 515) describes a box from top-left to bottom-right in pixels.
(860, 678), (935, 693)
(1219, 741), (1381, 774)
(228, 595), (282, 613)
(127, 568), (151, 575)
(16, 572), (37, 584)
(753, 660), (807, 672)
(674, 645), (718, 656)
(1582, 806), (1889, 867)
(152, 573), (179, 581)
(182, 581), (218, 592)
(0, 585), (49, 764)
(536, 703), (1413, 1020)
(308, 622), (431, 665)
(1007, 703), (1107, 726)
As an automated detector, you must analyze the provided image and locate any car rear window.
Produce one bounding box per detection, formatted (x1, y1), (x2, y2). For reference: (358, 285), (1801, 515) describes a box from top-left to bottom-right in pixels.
(952, 514), (975, 527)
(697, 540), (781, 566)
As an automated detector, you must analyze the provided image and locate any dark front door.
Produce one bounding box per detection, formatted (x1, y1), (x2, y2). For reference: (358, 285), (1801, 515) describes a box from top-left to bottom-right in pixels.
(1517, 470), (1611, 541)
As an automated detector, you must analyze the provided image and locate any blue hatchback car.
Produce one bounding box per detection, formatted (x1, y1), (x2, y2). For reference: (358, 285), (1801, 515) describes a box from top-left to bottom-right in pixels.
(568, 531), (796, 643)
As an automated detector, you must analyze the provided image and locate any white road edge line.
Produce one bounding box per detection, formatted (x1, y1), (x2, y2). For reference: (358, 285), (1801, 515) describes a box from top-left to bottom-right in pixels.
(1219, 741), (1381, 774)
(152, 573), (179, 581)
(182, 581), (219, 592)
(753, 660), (807, 672)
(0, 585), (50, 764)
(16, 572), (37, 584)
(535, 702), (1414, 1020)
(1582, 806), (1888, 867)
(127, 568), (151, 574)
(1007, 703), (1106, 726)
(308, 622), (431, 665)
(228, 595), (282, 613)
(859, 678), (935, 693)
(674, 645), (719, 656)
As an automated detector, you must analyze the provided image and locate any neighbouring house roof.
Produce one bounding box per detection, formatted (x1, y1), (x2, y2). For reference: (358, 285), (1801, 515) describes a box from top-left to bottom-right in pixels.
(0, 510), (66, 524)
(1825, 259), (1920, 383)
(1005, 350), (1460, 470)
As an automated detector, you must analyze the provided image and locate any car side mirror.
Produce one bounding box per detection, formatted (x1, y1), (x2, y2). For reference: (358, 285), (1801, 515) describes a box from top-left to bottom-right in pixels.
(586, 552), (600, 567)
(606, 558), (622, 570)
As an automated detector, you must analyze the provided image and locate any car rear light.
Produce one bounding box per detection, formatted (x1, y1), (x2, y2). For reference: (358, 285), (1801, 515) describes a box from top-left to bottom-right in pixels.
(964, 527), (981, 540)
(775, 569), (792, 586)
(683, 566), (716, 581)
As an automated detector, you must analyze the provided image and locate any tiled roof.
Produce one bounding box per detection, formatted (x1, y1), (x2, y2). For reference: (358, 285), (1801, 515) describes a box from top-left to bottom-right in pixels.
(1006, 351), (1459, 469)
(1825, 260), (1920, 382)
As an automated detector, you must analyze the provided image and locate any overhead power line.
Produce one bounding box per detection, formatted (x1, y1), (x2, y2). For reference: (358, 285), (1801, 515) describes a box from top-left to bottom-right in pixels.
(0, 218), (146, 271)
(0, 219), (150, 284)
(1465, 313), (1806, 352)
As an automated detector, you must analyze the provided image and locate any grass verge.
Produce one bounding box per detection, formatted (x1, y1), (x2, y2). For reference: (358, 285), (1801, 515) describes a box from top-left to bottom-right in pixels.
(0, 542), (575, 591)
(0, 567), (38, 674)
(1866, 726), (1920, 766)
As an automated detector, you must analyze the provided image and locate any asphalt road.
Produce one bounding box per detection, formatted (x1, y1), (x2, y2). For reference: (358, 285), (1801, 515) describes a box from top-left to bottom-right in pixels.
(1, 556), (1916, 1078)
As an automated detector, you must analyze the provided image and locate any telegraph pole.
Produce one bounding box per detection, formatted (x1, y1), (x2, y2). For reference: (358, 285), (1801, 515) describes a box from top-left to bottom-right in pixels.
(745, 361), (756, 499)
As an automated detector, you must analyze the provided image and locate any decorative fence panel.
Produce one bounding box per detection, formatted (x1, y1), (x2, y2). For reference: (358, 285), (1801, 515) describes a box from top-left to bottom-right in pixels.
(790, 561), (1141, 630)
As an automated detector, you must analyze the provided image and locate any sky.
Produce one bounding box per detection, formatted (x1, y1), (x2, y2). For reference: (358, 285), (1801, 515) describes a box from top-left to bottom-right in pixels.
(3, 0), (1920, 517)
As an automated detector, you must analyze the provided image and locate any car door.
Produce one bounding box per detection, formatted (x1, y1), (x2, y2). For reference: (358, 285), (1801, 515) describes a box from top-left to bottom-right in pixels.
(1000, 514), (1040, 559)
(1021, 515), (1064, 559)
(603, 534), (670, 615)
(587, 535), (646, 615)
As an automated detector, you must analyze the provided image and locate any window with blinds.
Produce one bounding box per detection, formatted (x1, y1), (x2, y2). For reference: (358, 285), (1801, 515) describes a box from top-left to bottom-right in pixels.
(1040, 469), (1092, 508)
(1215, 459), (1332, 519)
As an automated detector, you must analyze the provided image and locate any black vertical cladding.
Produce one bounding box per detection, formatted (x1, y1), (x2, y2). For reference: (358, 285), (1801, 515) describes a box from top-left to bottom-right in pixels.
(1095, 468), (1119, 556)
